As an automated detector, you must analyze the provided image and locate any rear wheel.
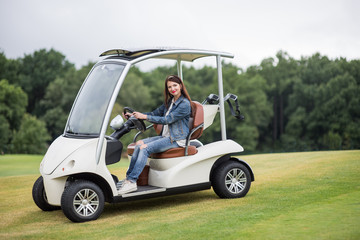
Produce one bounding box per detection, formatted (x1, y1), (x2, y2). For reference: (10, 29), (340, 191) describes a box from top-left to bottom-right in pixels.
(212, 160), (251, 198)
(32, 176), (61, 211)
(61, 180), (105, 222)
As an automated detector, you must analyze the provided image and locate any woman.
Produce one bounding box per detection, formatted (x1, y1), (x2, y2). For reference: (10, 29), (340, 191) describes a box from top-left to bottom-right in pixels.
(118, 75), (192, 194)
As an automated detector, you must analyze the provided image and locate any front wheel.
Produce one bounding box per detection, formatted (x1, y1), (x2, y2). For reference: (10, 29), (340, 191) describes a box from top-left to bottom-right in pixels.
(212, 160), (251, 198)
(32, 176), (61, 211)
(61, 180), (104, 222)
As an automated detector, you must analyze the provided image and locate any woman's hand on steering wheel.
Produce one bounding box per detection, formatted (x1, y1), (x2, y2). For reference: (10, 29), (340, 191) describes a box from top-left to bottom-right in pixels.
(123, 107), (135, 120)
(123, 112), (133, 120)
(123, 107), (146, 132)
(132, 112), (147, 120)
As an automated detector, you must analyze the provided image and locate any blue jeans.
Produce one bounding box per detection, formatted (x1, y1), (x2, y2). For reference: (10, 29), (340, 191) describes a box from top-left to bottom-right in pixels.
(126, 136), (179, 182)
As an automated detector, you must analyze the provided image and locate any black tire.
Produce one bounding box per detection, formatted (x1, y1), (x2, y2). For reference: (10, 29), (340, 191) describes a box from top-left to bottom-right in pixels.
(61, 180), (104, 222)
(212, 160), (251, 198)
(32, 176), (61, 211)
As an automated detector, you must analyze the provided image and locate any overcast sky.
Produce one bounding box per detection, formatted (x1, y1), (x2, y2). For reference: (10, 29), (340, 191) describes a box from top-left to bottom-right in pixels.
(0, 0), (359, 71)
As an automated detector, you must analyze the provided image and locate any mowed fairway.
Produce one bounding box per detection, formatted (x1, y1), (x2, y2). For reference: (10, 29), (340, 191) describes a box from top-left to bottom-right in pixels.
(0, 151), (359, 240)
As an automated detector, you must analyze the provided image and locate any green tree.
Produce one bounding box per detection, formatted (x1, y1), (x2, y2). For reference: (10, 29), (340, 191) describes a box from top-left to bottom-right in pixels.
(11, 114), (51, 154)
(0, 115), (11, 153)
(221, 63), (272, 152)
(18, 48), (73, 116)
(282, 53), (360, 151)
(0, 79), (27, 129)
(0, 52), (20, 85)
(259, 51), (299, 147)
(314, 73), (360, 149)
(0, 79), (28, 152)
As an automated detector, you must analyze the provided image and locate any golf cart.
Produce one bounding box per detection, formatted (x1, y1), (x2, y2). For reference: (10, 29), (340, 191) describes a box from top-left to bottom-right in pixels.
(32, 48), (255, 222)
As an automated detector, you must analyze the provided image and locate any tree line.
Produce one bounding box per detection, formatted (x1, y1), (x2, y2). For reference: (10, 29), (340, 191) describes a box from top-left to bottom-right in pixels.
(0, 49), (359, 154)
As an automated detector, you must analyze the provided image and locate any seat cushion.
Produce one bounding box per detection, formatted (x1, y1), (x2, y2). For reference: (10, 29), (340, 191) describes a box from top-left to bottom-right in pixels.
(151, 146), (197, 159)
(127, 142), (197, 158)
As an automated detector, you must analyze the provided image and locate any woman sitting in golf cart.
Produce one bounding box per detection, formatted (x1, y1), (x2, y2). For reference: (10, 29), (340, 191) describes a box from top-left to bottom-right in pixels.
(118, 75), (192, 194)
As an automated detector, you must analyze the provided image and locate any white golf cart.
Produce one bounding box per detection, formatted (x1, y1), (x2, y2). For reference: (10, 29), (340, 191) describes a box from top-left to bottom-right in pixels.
(32, 48), (254, 222)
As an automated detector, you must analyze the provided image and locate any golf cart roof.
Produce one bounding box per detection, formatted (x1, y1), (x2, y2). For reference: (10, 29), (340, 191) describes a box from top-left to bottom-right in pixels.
(99, 47), (234, 62)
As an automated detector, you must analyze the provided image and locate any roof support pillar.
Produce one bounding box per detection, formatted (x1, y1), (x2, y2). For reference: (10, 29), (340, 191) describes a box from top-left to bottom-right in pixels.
(217, 55), (227, 140)
(177, 58), (183, 80)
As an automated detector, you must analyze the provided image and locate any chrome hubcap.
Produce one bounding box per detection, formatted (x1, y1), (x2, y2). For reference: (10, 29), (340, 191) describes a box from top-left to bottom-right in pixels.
(225, 168), (247, 194)
(73, 189), (99, 217)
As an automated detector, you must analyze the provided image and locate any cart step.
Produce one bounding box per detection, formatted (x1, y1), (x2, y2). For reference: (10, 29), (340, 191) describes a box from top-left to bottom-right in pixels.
(121, 185), (166, 198)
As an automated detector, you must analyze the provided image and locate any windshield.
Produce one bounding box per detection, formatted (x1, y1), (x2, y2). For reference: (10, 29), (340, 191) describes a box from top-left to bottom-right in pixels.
(65, 63), (125, 136)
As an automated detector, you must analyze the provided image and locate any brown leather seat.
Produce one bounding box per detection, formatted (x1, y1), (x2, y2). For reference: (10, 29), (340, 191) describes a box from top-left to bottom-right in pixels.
(151, 145), (198, 158)
(127, 101), (204, 158)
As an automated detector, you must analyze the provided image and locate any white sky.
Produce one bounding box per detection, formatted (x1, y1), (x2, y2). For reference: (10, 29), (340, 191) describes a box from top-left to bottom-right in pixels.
(0, 0), (359, 71)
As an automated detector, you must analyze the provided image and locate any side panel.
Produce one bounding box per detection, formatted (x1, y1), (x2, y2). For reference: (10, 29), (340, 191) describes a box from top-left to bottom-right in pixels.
(41, 136), (94, 175)
(41, 137), (117, 205)
(42, 176), (67, 206)
(148, 140), (243, 188)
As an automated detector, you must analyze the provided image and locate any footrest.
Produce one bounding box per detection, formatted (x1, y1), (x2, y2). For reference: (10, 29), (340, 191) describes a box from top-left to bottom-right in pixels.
(121, 186), (166, 198)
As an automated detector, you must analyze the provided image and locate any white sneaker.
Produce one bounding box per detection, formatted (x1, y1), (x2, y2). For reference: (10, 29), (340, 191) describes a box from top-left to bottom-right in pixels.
(116, 179), (126, 189)
(118, 180), (137, 195)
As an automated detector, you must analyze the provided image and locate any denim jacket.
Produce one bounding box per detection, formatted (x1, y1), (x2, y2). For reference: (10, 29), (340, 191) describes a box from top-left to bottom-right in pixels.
(145, 95), (191, 141)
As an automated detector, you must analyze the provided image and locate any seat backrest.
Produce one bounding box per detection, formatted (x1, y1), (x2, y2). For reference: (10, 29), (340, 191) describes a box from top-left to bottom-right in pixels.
(153, 101), (204, 139)
(189, 101), (204, 139)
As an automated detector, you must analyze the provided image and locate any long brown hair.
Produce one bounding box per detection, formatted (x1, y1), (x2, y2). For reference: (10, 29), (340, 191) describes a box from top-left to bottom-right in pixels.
(164, 75), (191, 108)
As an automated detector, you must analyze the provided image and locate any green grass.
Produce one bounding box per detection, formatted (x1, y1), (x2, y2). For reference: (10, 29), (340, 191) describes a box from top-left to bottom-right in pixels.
(0, 155), (43, 177)
(0, 151), (359, 239)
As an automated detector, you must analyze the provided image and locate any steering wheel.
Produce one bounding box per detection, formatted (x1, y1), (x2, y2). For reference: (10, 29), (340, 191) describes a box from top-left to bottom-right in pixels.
(123, 107), (146, 132)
